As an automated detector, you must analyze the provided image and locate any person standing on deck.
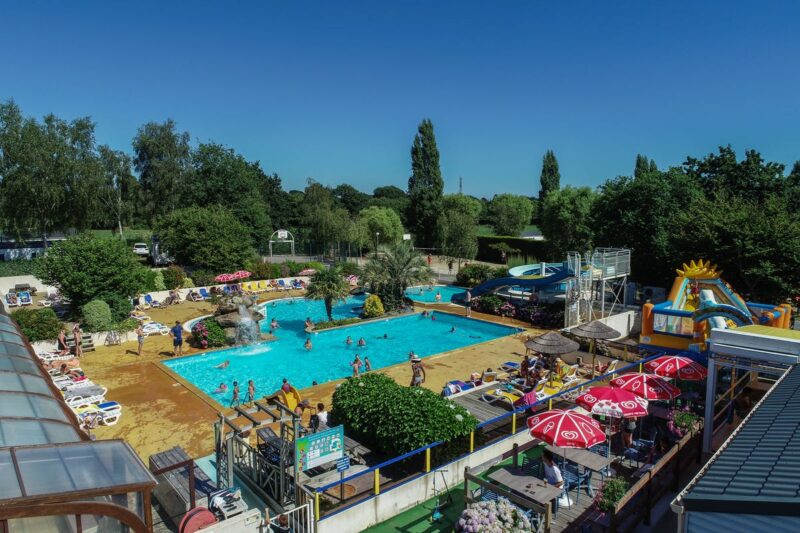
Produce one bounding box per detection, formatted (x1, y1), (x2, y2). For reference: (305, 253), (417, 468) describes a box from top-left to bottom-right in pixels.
(72, 323), (83, 358)
(410, 355), (426, 386)
(169, 321), (184, 357)
(465, 289), (472, 317)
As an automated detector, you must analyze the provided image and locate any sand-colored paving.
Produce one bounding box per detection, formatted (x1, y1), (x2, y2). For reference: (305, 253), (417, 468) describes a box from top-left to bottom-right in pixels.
(80, 296), (546, 462)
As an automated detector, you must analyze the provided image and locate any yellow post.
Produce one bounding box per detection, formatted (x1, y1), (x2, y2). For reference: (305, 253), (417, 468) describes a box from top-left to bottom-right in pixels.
(374, 469), (380, 495)
(469, 431), (475, 452)
(511, 413), (517, 434)
(314, 492), (320, 520)
(425, 448), (431, 472)
(548, 398), (553, 410)
(638, 362), (643, 373)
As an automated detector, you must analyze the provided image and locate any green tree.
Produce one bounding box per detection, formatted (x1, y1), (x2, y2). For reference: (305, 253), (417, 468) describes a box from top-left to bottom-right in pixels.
(97, 145), (139, 237)
(362, 242), (432, 310)
(356, 206), (404, 251)
(300, 180), (352, 255)
(407, 119), (444, 248)
(0, 101), (103, 245)
(153, 206), (254, 272)
(37, 234), (148, 309)
(488, 194), (533, 236)
(539, 186), (597, 257)
(442, 194), (482, 220)
(305, 267), (352, 321)
(634, 154), (657, 179)
(683, 146), (785, 200)
(188, 142), (272, 251)
(371, 185), (410, 225)
(132, 119), (191, 222)
(538, 149), (561, 203)
(333, 184), (371, 216)
(439, 194), (481, 265)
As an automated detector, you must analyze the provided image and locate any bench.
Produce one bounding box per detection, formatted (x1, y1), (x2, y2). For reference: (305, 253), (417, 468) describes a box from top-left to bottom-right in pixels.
(149, 446), (216, 527)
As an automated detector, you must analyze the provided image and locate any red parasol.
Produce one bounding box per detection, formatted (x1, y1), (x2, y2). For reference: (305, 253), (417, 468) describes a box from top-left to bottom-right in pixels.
(610, 372), (681, 401)
(297, 268), (317, 276)
(214, 273), (236, 283)
(575, 386), (648, 418)
(645, 355), (707, 381)
(526, 409), (606, 448)
(232, 270), (252, 280)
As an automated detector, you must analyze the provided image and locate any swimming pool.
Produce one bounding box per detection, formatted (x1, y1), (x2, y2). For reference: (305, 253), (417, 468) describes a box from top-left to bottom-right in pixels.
(163, 296), (518, 406)
(405, 285), (467, 304)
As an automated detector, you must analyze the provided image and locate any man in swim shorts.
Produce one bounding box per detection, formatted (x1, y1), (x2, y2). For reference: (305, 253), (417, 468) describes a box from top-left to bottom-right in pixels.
(170, 321), (183, 356)
(410, 355), (426, 387)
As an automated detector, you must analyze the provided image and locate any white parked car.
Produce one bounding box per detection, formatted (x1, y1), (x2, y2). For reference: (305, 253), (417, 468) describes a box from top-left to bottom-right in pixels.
(132, 243), (150, 257)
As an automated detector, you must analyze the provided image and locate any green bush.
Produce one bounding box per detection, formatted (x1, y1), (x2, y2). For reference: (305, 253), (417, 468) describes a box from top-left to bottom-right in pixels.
(596, 477), (629, 512)
(162, 265), (187, 289)
(301, 261), (326, 272)
(0, 258), (40, 277)
(114, 317), (140, 333)
(455, 264), (496, 287)
(246, 261), (281, 280)
(474, 294), (504, 314)
(331, 373), (478, 455)
(81, 300), (113, 332)
(336, 261), (362, 277)
(314, 317), (361, 330)
(99, 293), (133, 322)
(284, 260), (301, 275)
(10, 308), (62, 342)
(181, 277), (195, 289)
(142, 269), (159, 292)
(362, 294), (385, 318)
(190, 269), (215, 287)
(191, 319), (228, 348)
(152, 270), (166, 291)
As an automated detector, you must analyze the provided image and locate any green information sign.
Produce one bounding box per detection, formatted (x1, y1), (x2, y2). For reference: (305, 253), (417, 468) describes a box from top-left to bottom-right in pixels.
(295, 425), (344, 471)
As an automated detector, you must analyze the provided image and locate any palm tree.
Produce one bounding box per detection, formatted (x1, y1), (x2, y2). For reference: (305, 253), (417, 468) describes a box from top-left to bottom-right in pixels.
(362, 242), (433, 310)
(306, 267), (352, 321)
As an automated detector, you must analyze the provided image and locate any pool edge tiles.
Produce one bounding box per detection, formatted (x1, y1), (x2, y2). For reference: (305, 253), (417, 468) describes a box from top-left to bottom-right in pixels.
(161, 309), (521, 407)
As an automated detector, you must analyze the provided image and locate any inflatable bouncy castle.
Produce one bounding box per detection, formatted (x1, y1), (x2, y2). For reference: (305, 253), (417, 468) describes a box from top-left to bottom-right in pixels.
(640, 259), (791, 353)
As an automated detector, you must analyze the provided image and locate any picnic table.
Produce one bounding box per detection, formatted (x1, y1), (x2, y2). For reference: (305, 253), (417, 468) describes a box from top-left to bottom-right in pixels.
(488, 466), (563, 506)
(545, 445), (615, 473)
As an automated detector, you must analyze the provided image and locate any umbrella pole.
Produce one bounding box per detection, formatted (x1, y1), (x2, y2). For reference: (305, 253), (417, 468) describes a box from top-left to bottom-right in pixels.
(590, 339), (596, 379)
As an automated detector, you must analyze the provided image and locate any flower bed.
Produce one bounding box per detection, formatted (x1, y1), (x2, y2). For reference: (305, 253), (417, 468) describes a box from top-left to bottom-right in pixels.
(455, 497), (533, 532)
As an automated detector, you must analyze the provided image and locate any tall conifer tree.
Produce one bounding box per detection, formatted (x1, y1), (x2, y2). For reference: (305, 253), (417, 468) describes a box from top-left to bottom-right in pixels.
(407, 119), (443, 248)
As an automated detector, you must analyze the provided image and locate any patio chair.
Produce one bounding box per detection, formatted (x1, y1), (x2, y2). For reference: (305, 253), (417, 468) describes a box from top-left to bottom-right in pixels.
(3, 293), (20, 307)
(75, 401), (122, 426)
(199, 288), (211, 300)
(144, 294), (163, 308)
(18, 291), (33, 305)
(562, 463), (593, 505)
(277, 279), (289, 291)
(447, 379), (475, 392)
(521, 455), (543, 477)
(500, 361), (520, 373)
(481, 387), (524, 407)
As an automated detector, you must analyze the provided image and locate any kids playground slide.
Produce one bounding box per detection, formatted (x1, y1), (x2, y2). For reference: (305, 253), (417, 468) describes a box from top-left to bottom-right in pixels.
(459, 262), (573, 300)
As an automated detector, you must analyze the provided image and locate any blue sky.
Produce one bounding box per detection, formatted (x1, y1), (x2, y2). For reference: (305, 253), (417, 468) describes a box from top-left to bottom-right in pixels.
(2, 1), (799, 197)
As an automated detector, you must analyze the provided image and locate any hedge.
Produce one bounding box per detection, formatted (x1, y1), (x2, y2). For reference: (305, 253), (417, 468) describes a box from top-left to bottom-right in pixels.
(10, 308), (62, 342)
(81, 300), (113, 332)
(477, 236), (550, 263)
(331, 373), (477, 455)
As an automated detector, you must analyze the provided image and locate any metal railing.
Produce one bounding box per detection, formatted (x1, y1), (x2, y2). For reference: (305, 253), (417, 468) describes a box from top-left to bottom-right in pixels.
(308, 352), (665, 522)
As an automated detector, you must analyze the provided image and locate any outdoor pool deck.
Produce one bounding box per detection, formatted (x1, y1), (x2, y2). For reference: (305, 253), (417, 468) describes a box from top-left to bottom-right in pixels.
(78, 295), (545, 461)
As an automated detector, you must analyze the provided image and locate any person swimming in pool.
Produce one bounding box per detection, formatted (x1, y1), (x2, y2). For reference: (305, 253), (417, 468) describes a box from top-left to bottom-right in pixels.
(364, 356), (372, 372)
(435, 291), (442, 302)
(357, 337), (366, 347)
(375, 333), (388, 339)
(345, 336), (353, 345)
(351, 354), (362, 376)
(214, 383), (228, 394)
(270, 318), (280, 331)
(449, 326), (456, 333)
(215, 360), (230, 369)
(304, 338), (313, 351)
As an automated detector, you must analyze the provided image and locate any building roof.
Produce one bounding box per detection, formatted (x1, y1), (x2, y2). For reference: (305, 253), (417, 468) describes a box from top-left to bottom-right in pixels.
(736, 324), (800, 341)
(681, 364), (800, 516)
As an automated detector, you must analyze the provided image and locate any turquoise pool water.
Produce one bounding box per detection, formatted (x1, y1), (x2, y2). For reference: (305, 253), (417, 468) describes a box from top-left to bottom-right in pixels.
(405, 285), (467, 303)
(163, 296), (517, 406)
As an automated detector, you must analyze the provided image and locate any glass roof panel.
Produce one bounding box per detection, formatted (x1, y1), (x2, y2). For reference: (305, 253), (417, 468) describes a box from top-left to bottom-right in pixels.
(0, 373), (50, 395)
(0, 330), (24, 344)
(0, 392), (68, 420)
(0, 419), (79, 447)
(0, 341), (30, 358)
(0, 449), (22, 499)
(14, 441), (155, 497)
(0, 321), (18, 334)
(0, 356), (40, 375)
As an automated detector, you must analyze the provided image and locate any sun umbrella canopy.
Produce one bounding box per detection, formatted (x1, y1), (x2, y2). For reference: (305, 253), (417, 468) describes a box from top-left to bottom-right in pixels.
(232, 270), (252, 279)
(524, 331), (580, 355)
(576, 386), (649, 418)
(214, 273), (236, 282)
(570, 320), (620, 340)
(610, 372), (681, 401)
(527, 409), (606, 448)
(298, 268), (317, 276)
(645, 355), (707, 380)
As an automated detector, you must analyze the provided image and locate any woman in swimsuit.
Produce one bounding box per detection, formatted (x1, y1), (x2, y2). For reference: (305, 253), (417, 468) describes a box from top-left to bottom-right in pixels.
(57, 328), (69, 355)
(72, 324), (83, 358)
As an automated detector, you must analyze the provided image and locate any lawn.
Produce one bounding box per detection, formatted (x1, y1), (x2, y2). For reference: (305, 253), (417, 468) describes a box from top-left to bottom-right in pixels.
(90, 228), (152, 245)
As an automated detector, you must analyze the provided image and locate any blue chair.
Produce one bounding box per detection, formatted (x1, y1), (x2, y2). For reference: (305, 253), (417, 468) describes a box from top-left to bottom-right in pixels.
(562, 463), (593, 505)
(199, 288), (210, 300)
(522, 455), (543, 477)
(480, 489), (498, 502)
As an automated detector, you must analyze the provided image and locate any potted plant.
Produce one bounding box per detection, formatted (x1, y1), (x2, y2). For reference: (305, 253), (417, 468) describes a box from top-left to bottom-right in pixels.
(667, 405), (700, 438)
(595, 477), (629, 513)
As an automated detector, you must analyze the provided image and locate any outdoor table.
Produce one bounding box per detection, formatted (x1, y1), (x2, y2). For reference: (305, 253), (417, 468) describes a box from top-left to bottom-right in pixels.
(488, 466), (563, 506)
(545, 445), (615, 473)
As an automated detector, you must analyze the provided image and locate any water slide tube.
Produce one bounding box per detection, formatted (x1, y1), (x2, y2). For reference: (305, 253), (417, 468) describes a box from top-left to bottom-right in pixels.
(461, 262), (573, 300)
(692, 289), (754, 328)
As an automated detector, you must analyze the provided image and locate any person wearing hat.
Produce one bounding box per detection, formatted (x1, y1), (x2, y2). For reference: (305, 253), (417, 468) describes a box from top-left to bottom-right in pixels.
(294, 399), (310, 417)
(169, 321), (184, 357)
(410, 355), (426, 387)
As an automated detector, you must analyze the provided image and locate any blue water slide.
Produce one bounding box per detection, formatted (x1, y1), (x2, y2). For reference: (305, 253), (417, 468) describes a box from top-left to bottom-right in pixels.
(457, 263), (573, 300)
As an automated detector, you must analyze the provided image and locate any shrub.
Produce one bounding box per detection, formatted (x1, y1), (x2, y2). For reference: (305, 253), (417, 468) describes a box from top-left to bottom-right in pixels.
(182, 277), (195, 288)
(596, 477), (629, 512)
(142, 269), (159, 292)
(247, 261), (281, 280)
(474, 294), (504, 314)
(331, 373), (478, 455)
(162, 265), (187, 289)
(456, 498), (532, 532)
(300, 261), (326, 272)
(336, 261), (362, 277)
(314, 317), (361, 330)
(114, 317), (140, 333)
(190, 269), (215, 287)
(10, 308), (62, 342)
(99, 293), (133, 322)
(152, 270), (166, 291)
(0, 258), (40, 277)
(492, 266), (509, 279)
(455, 264), (496, 287)
(279, 263), (290, 278)
(362, 294), (385, 318)
(81, 300), (113, 332)
(191, 319), (228, 348)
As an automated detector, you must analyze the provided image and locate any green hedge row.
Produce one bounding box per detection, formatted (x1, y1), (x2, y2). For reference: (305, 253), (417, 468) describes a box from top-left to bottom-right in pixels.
(476, 236), (549, 263)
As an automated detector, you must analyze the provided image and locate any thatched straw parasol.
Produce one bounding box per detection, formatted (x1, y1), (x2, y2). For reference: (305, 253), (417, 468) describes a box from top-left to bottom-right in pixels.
(524, 331), (580, 355)
(571, 320), (620, 377)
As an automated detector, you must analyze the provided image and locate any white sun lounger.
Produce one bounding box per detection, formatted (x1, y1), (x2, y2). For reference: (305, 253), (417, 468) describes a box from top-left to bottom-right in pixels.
(63, 386), (107, 409)
(36, 351), (75, 363)
(141, 322), (170, 336)
(75, 401), (122, 426)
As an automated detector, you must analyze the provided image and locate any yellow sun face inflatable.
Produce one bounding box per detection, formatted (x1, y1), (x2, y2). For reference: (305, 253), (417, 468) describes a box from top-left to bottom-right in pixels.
(676, 259), (722, 280)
